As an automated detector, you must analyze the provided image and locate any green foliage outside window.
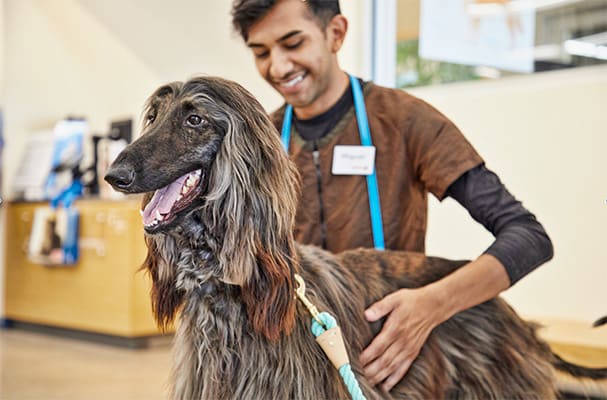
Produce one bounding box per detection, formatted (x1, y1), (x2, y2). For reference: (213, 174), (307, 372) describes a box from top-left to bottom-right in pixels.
(396, 40), (480, 88)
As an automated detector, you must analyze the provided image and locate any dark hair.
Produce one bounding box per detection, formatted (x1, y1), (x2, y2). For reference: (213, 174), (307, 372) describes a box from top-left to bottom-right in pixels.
(231, 0), (341, 41)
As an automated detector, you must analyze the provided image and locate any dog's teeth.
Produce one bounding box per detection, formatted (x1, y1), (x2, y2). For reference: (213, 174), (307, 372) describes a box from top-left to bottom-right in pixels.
(139, 210), (144, 216)
(155, 210), (163, 221)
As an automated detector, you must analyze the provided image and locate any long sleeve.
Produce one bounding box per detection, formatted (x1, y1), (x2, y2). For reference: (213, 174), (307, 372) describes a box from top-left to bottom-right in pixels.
(445, 165), (553, 285)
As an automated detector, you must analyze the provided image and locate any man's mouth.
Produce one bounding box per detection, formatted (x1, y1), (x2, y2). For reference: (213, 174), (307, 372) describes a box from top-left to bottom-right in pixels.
(276, 72), (307, 91)
(281, 74), (304, 88)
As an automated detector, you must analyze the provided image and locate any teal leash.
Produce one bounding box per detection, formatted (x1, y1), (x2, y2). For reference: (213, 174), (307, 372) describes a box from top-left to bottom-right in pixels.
(311, 312), (366, 400)
(295, 274), (367, 400)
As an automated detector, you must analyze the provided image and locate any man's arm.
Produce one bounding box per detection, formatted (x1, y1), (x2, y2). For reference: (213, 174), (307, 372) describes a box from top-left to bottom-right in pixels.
(447, 164), (554, 284)
(360, 165), (553, 391)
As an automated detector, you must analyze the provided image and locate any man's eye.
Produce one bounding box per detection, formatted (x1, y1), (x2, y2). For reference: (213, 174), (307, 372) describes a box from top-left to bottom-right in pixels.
(254, 50), (269, 59)
(186, 114), (206, 128)
(284, 39), (303, 50)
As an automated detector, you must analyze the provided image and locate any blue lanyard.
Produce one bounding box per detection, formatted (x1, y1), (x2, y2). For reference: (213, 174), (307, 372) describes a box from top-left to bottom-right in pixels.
(280, 75), (385, 250)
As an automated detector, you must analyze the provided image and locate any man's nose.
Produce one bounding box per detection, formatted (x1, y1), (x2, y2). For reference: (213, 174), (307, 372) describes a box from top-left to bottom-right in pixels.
(269, 49), (294, 80)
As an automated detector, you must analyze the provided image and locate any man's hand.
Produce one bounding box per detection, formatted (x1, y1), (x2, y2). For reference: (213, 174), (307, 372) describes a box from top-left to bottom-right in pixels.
(359, 287), (444, 392)
(359, 254), (510, 392)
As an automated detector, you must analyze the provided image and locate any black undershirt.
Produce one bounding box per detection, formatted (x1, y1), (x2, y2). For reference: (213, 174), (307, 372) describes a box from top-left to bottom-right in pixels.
(294, 79), (357, 141)
(290, 79), (553, 285)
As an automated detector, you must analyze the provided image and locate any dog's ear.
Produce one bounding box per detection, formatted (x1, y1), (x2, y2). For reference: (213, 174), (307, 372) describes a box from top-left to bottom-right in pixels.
(142, 234), (184, 331)
(200, 78), (302, 341)
(241, 239), (297, 342)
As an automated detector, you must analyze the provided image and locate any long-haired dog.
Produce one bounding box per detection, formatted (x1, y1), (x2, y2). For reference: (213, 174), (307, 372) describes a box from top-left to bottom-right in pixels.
(105, 76), (607, 399)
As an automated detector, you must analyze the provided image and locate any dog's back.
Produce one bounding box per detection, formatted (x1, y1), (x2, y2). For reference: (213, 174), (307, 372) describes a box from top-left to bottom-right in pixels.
(167, 243), (575, 399)
(296, 245), (605, 399)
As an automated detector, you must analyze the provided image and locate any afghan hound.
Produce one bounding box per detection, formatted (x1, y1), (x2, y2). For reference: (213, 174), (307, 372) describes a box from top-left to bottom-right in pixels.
(105, 76), (607, 400)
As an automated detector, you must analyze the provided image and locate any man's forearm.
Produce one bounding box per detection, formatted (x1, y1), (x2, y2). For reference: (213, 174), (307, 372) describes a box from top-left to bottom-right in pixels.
(424, 254), (511, 325)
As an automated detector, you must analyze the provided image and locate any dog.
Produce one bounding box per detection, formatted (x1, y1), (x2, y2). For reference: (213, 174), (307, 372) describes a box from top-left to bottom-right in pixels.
(105, 76), (607, 399)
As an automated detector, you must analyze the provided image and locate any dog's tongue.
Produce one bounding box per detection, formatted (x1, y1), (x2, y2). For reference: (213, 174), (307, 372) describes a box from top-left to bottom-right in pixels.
(142, 175), (188, 225)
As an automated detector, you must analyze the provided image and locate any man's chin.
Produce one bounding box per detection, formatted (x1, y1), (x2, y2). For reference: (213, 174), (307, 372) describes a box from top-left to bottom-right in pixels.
(281, 92), (314, 110)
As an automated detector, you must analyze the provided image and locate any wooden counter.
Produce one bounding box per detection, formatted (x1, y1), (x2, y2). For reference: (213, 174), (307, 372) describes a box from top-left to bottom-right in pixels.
(4, 199), (165, 340)
(535, 316), (607, 368)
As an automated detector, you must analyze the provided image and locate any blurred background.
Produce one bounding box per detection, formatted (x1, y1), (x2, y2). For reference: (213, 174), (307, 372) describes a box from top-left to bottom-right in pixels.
(0, 0), (605, 399)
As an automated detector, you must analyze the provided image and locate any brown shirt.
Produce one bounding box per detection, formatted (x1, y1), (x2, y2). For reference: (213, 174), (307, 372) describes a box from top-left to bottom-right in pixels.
(271, 82), (483, 254)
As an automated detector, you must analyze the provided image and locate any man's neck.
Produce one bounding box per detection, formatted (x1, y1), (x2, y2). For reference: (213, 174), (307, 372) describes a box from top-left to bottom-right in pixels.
(293, 78), (355, 142)
(293, 70), (349, 120)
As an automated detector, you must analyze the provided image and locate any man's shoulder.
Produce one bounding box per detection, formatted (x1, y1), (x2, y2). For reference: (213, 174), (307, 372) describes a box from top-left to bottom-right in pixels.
(362, 83), (448, 133)
(365, 82), (431, 114)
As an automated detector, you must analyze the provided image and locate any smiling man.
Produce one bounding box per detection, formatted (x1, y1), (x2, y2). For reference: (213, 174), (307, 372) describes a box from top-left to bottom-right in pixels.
(231, 0), (553, 392)
(244, 0), (347, 119)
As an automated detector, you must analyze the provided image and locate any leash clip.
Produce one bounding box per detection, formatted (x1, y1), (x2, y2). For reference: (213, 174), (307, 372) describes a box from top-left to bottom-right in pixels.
(294, 274), (323, 325)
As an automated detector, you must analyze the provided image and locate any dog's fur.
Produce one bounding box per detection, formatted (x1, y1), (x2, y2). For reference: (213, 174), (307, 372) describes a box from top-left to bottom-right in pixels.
(105, 76), (607, 399)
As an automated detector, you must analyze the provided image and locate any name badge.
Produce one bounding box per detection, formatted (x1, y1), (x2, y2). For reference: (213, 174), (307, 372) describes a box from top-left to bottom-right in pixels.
(331, 145), (376, 176)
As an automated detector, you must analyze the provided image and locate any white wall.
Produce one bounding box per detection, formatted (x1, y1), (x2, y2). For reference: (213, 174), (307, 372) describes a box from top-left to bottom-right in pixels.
(410, 65), (607, 323)
(3, 0), (159, 196)
(339, 0), (373, 81)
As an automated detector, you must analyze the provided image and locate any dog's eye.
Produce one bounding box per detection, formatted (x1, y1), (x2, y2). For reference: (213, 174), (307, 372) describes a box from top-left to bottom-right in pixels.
(146, 113), (156, 125)
(186, 114), (206, 128)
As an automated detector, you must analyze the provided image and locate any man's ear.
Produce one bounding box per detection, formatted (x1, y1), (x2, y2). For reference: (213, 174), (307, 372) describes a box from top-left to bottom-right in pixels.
(327, 14), (348, 53)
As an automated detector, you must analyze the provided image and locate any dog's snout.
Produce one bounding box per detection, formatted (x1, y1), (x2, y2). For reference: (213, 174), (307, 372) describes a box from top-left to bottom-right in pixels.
(104, 167), (136, 190)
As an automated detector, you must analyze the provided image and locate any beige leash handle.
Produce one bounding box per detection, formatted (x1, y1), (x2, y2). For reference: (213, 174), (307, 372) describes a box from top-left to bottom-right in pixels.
(316, 326), (350, 370)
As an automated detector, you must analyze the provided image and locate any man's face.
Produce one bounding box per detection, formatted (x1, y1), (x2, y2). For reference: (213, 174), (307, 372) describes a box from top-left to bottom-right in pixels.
(246, 0), (341, 118)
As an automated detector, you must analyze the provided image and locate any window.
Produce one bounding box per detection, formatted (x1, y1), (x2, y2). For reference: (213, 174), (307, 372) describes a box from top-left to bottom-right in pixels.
(373, 0), (607, 88)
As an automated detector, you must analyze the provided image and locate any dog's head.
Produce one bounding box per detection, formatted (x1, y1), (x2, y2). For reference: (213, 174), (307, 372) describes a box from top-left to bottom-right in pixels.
(105, 78), (240, 232)
(105, 76), (300, 341)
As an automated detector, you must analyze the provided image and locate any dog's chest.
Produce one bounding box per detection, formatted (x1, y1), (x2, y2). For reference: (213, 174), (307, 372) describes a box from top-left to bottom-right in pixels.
(176, 291), (349, 399)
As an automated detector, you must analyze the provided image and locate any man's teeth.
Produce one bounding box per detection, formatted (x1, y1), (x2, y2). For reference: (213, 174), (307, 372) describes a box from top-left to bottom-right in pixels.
(282, 75), (303, 88)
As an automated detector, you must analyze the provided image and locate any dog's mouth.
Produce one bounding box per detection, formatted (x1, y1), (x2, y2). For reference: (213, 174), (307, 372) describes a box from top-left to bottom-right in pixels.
(141, 169), (203, 231)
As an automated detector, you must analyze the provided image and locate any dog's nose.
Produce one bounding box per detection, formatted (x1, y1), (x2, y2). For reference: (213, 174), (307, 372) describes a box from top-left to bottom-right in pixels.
(104, 167), (136, 190)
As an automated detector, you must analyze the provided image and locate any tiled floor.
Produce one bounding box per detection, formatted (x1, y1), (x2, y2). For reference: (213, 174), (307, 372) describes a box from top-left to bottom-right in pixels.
(1, 322), (605, 399)
(0, 328), (172, 400)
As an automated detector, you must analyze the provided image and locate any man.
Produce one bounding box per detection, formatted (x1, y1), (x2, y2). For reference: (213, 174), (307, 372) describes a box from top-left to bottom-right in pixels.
(231, 0), (553, 392)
